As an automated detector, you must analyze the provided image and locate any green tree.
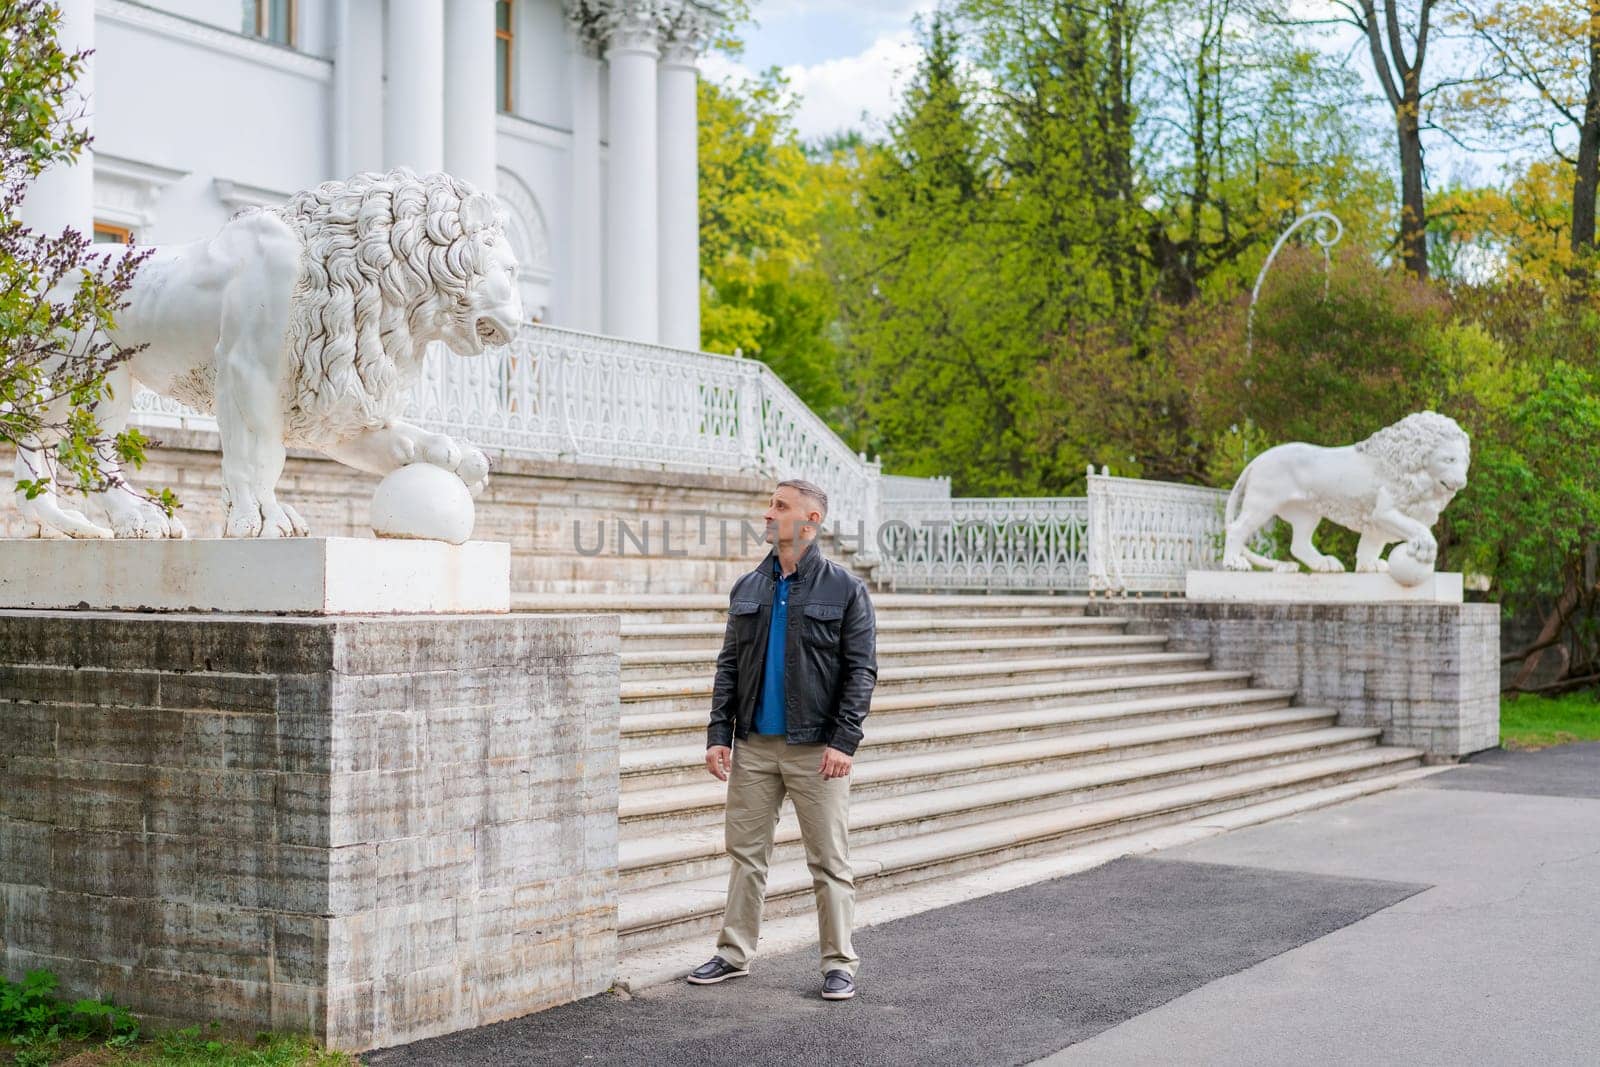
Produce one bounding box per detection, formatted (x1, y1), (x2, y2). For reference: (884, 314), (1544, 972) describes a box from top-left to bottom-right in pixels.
(1447, 1), (1600, 273)
(830, 1), (1394, 491)
(829, 10), (1050, 491)
(697, 71), (845, 419)
(1, 0), (155, 505)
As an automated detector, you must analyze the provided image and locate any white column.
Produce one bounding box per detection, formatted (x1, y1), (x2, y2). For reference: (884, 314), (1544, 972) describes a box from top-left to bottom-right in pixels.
(443, 0), (496, 191)
(384, 0), (444, 173)
(334, 0), (387, 175)
(656, 22), (706, 351)
(21, 0), (94, 236)
(568, 46), (605, 332)
(602, 3), (662, 343)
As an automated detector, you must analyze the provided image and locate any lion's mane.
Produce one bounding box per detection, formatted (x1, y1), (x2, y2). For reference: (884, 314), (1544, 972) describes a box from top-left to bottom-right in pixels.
(265, 168), (496, 448)
(1352, 410), (1471, 516)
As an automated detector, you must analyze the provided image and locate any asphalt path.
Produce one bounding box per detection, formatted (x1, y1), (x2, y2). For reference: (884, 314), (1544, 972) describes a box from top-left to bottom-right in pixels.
(365, 857), (1422, 1066)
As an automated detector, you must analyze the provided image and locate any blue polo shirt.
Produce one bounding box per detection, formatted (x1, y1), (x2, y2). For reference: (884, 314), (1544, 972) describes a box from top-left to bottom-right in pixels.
(752, 556), (792, 735)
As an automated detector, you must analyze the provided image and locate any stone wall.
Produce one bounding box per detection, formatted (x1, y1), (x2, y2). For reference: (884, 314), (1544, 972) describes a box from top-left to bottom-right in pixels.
(0, 609), (621, 1050)
(1089, 599), (1500, 759)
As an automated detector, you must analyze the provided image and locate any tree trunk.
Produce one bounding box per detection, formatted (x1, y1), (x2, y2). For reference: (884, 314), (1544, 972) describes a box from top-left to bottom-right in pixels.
(1397, 104), (1429, 278)
(1570, 3), (1600, 263)
(1358, 1), (1434, 280)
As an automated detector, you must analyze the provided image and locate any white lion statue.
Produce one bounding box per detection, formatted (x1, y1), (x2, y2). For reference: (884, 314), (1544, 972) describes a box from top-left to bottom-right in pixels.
(14, 168), (523, 539)
(1222, 411), (1471, 575)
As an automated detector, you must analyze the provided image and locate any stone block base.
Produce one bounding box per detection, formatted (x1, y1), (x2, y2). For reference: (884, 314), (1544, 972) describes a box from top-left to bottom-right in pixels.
(1186, 569), (1464, 604)
(0, 538), (511, 614)
(1090, 600), (1499, 759)
(0, 609), (620, 1050)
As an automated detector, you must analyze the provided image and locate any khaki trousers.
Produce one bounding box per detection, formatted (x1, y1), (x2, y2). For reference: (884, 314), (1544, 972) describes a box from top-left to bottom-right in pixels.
(714, 732), (860, 977)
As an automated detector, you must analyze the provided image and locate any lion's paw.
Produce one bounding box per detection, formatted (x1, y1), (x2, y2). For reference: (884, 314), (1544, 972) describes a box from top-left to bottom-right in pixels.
(107, 497), (187, 540)
(224, 494), (308, 538)
(416, 433), (462, 471)
(259, 502), (308, 538)
(456, 446), (490, 497)
(1407, 537), (1438, 565)
(18, 494), (113, 540)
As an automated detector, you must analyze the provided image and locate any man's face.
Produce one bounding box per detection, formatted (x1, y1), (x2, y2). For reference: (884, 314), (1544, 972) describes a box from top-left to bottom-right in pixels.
(762, 486), (821, 547)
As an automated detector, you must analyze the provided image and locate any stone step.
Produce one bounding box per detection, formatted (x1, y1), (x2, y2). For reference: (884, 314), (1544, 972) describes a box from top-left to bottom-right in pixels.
(617, 700), (1318, 793)
(619, 633), (1172, 679)
(515, 592), (1093, 625)
(611, 710), (1350, 870)
(618, 668), (1259, 745)
(617, 723), (1369, 857)
(615, 745), (1424, 950)
(622, 652), (1211, 708)
(617, 725), (1379, 890)
(615, 614), (1133, 651)
(614, 765), (1447, 993)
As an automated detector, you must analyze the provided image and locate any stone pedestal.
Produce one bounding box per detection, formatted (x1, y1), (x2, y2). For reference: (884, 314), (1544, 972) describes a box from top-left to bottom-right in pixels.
(1091, 598), (1499, 759)
(1186, 569), (1464, 604)
(0, 538), (510, 614)
(0, 609), (620, 1051)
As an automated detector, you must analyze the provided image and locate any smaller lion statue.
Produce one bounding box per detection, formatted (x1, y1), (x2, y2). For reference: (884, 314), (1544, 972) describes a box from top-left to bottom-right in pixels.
(14, 168), (523, 540)
(1221, 411), (1471, 575)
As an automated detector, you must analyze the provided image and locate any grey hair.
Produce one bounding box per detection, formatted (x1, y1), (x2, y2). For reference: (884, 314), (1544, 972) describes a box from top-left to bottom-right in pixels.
(776, 478), (829, 521)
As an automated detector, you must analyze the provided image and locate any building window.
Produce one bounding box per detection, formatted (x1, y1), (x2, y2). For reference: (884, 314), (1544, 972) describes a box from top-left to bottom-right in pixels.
(496, 1), (514, 113)
(92, 223), (134, 245)
(242, 0), (296, 47)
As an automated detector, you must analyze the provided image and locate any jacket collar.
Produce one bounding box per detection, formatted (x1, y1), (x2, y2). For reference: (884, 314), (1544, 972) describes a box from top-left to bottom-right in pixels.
(764, 537), (823, 583)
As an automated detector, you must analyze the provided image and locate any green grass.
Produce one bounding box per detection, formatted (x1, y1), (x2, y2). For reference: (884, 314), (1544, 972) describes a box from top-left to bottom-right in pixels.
(2, 1028), (356, 1066)
(1, 971), (355, 1066)
(1500, 691), (1600, 750)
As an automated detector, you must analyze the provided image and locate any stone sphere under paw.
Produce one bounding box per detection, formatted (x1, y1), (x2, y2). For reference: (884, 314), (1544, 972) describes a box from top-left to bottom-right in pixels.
(1386, 543), (1434, 587)
(370, 462), (475, 545)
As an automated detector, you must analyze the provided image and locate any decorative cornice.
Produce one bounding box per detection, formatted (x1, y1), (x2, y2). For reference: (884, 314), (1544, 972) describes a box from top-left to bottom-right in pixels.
(98, 0), (333, 83)
(213, 177), (289, 214)
(93, 152), (188, 231)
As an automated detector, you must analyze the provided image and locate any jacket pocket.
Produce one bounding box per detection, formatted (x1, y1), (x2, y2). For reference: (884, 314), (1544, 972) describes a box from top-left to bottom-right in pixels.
(801, 602), (844, 647)
(729, 599), (762, 641)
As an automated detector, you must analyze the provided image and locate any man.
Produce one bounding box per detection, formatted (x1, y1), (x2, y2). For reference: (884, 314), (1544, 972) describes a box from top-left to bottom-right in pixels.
(686, 479), (878, 1001)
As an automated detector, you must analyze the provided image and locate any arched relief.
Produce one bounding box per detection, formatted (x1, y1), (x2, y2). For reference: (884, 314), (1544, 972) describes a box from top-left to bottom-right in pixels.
(495, 167), (554, 323)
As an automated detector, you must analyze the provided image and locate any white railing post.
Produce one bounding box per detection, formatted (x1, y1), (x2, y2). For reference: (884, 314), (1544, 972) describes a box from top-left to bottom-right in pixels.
(739, 361), (764, 474)
(854, 451), (883, 567)
(1086, 466), (1109, 595)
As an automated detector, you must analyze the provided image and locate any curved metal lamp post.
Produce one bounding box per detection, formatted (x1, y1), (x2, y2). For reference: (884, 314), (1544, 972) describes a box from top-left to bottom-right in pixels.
(1246, 210), (1345, 360)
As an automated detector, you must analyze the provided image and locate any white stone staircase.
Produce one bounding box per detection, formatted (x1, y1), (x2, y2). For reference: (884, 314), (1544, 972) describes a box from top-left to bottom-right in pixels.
(516, 590), (1433, 987)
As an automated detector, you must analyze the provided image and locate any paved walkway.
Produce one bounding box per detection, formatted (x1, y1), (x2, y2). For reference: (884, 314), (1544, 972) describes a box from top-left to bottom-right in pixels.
(365, 744), (1600, 1067)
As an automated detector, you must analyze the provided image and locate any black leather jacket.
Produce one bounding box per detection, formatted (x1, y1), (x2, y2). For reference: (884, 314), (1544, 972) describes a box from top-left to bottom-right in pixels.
(706, 539), (878, 755)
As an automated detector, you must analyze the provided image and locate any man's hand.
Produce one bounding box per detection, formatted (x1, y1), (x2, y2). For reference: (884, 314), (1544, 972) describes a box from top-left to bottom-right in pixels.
(820, 746), (853, 779)
(706, 745), (733, 781)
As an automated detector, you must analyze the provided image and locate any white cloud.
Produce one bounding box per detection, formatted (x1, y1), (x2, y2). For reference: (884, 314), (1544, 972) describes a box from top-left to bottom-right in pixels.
(784, 31), (923, 140)
(703, 29), (925, 143)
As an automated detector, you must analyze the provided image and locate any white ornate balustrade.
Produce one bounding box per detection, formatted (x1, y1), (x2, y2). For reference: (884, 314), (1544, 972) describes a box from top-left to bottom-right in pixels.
(129, 325), (1267, 594)
(877, 496), (1091, 591)
(131, 323), (884, 550)
(1085, 471), (1235, 594)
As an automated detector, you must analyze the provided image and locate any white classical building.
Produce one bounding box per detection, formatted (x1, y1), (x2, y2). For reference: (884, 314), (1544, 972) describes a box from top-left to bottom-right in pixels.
(23, 0), (717, 347)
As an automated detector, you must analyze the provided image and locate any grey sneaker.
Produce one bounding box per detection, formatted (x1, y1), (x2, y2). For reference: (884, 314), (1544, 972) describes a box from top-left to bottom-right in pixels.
(821, 969), (856, 1000)
(686, 956), (749, 985)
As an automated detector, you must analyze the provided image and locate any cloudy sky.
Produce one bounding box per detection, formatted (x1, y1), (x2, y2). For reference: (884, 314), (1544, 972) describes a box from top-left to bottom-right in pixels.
(704, 2), (1507, 187)
(702, 1), (935, 142)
